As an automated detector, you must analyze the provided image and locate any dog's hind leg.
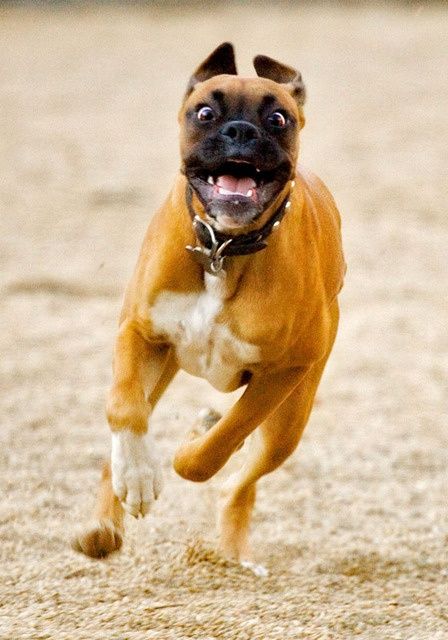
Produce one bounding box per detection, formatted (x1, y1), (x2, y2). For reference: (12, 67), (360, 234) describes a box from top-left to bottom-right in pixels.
(72, 462), (124, 558)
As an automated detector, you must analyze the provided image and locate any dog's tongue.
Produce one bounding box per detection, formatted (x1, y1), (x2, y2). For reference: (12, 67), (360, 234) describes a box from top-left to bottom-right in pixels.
(216, 175), (256, 195)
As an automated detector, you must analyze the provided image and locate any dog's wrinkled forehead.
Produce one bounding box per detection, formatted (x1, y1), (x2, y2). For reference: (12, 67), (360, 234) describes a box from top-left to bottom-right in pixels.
(180, 42), (305, 123)
(184, 75), (300, 122)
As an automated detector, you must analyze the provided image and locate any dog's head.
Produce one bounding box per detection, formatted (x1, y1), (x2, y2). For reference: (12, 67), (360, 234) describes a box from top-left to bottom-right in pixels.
(179, 42), (306, 232)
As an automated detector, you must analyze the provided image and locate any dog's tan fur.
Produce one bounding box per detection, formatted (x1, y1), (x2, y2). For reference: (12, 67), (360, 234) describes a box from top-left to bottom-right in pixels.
(75, 44), (345, 567)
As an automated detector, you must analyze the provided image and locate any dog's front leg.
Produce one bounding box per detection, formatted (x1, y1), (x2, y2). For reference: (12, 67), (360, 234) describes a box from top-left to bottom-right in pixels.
(73, 321), (176, 558)
(173, 366), (308, 482)
(106, 319), (173, 518)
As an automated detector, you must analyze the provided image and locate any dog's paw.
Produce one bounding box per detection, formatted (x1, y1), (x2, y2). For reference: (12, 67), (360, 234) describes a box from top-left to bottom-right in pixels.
(241, 560), (269, 578)
(111, 430), (163, 518)
(72, 519), (123, 558)
(197, 407), (222, 431)
(187, 407), (222, 441)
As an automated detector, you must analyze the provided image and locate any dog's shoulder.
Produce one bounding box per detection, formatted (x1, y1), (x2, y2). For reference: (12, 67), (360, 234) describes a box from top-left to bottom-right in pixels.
(296, 165), (346, 301)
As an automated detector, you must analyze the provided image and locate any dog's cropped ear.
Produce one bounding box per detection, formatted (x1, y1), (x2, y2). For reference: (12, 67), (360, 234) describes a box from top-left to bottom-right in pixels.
(186, 42), (237, 98)
(253, 54), (306, 107)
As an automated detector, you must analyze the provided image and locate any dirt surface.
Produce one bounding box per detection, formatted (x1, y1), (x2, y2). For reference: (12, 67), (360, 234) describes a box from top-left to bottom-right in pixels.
(1, 3), (447, 639)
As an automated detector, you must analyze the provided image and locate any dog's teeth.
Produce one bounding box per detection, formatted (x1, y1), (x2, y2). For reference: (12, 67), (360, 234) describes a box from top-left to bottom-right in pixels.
(255, 168), (261, 173)
(207, 176), (214, 185)
(218, 187), (233, 195)
(217, 186), (251, 200)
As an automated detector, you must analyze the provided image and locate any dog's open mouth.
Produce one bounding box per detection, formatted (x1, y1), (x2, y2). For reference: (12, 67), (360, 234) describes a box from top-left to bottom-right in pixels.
(188, 159), (285, 230)
(204, 160), (261, 203)
(197, 160), (279, 204)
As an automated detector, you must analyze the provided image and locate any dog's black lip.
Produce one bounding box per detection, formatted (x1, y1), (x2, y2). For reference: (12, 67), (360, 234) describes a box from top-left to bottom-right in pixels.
(226, 158), (258, 168)
(184, 157), (293, 221)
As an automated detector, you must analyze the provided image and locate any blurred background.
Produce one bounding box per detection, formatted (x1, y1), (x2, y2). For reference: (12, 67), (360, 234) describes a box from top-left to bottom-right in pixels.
(0, 2), (447, 639)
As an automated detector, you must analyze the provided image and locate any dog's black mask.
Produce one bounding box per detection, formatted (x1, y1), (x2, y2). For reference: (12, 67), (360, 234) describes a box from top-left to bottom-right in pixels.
(179, 43), (305, 231)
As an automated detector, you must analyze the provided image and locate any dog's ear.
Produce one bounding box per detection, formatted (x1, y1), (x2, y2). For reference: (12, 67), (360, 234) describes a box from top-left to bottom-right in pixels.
(186, 42), (237, 97)
(253, 54), (306, 107)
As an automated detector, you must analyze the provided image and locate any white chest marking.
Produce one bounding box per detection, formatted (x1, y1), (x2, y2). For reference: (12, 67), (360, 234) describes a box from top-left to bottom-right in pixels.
(151, 289), (260, 391)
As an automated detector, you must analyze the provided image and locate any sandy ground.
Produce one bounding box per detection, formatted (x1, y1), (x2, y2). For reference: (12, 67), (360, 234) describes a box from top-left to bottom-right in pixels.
(0, 3), (447, 639)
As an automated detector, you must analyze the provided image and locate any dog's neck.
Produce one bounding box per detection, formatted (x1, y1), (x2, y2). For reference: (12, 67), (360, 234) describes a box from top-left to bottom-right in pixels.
(184, 182), (293, 280)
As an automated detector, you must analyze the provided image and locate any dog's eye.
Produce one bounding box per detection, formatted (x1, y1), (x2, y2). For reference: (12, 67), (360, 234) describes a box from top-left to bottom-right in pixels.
(197, 106), (215, 122)
(268, 111), (287, 129)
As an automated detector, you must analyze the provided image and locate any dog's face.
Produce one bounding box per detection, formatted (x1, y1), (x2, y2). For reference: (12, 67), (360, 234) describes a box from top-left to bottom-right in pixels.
(179, 43), (306, 232)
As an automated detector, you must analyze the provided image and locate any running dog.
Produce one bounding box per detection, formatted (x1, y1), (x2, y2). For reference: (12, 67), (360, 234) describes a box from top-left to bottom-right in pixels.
(74, 43), (345, 574)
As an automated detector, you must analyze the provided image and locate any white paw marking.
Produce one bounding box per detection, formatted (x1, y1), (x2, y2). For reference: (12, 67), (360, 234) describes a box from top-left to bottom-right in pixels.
(241, 560), (269, 578)
(111, 430), (163, 518)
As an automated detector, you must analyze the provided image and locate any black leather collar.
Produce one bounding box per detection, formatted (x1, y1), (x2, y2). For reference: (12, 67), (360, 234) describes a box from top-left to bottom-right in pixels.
(185, 184), (291, 274)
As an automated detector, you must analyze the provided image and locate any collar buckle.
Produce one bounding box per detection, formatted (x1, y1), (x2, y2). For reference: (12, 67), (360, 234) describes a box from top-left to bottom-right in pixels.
(186, 216), (233, 275)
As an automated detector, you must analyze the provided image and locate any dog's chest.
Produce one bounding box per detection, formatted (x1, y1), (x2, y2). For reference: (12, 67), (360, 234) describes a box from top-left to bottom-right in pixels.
(151, 287), (260, 392)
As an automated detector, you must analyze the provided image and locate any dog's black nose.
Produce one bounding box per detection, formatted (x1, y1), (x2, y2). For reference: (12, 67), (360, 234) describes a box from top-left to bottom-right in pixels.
(220, 120), (260, 145)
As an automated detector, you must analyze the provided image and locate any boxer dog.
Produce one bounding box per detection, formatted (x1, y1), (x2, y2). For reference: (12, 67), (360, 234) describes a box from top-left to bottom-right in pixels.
(74, 43), (345, 574)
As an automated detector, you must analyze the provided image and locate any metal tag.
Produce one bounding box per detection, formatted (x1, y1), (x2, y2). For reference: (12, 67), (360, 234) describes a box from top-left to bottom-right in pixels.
(185, 245), (226, 274)
(186, 216), (232, 276)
